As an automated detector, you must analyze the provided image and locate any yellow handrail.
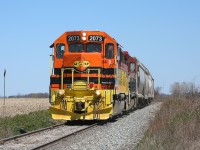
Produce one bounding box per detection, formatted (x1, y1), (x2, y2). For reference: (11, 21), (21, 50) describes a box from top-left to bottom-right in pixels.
(60, 68), (101, 90)
(49, 55), (53, 76)
(61, 68), (64, 89)
(72, 69), (74, 89)
(98, 68), (100, 89)
(87, 69), (90, 85)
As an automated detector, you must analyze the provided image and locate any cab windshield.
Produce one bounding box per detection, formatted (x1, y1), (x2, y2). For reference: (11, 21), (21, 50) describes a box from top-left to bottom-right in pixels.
(69, 43), (84, 52)
(86, 43), (102, 52)
(68, 43), (102, 53)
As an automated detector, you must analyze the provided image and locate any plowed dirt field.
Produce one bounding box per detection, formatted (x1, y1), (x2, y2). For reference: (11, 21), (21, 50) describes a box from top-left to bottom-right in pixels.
(0, 98), (50, 118)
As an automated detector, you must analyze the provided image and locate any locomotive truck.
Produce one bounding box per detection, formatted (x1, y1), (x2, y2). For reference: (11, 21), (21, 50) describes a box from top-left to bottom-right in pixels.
(49, 31), (154, 120)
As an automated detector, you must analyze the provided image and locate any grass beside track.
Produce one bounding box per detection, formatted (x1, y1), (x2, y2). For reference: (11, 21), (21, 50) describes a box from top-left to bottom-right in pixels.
(0, 110), (64, 140)
(136, 98), (200, 150)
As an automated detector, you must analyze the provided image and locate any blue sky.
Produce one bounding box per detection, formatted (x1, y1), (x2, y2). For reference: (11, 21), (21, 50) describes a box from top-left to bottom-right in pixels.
(0, 0), (200, 96)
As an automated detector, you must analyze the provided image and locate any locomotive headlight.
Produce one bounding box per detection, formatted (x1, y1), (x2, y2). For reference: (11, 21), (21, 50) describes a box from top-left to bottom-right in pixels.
(58, 89), (65, 96)
(82, 37), (86, 41)
(82, 32), (86, 36)
(95, 90), (101, 96)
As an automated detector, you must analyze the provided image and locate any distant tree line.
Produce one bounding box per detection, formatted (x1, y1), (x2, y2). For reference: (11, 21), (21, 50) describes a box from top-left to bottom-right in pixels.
(8, 93), (49, 98)
(154, 82), (200, 101)
(154, 86), (169, 101)
(170, 82), (200, 99)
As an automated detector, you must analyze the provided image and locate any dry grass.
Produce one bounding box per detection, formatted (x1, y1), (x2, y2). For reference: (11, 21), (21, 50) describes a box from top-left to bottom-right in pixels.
(136, 97), (200, 150)
(0, 110), (63, 139)
(0, 98), (50, 118)
(0, 98), (63, 139)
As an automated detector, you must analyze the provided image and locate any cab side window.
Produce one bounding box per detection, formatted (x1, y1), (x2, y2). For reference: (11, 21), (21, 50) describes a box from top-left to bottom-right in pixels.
(117, 46), (121, 60)
(120, 51), (125, 63)
(130, 63), (135, 72)
(105, 43), (114, 59)
(56, 43), (65, 58)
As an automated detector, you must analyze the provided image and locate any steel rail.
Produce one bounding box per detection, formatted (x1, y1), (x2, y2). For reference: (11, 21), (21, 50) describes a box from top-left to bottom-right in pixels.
(31, 121), (106, 150)
(0, 123), (65, 145)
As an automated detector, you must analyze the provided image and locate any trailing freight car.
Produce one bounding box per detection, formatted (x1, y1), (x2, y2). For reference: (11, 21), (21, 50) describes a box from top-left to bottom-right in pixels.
(124, 51), (154, 108)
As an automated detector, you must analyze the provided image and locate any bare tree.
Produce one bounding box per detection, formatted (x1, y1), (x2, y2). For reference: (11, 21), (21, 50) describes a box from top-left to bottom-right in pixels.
(170, 82), (200, 99)
(154, 86), (162, 101)
(170, 82), (180, 98)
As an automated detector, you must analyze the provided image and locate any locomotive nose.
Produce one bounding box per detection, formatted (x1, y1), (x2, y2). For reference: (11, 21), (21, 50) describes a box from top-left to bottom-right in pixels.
(76, 101), (85, 111)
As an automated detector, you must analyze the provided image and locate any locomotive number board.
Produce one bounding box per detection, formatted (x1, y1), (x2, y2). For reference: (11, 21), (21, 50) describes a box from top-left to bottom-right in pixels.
(88, 35), (103, 42)
(67, 35), (80, 42)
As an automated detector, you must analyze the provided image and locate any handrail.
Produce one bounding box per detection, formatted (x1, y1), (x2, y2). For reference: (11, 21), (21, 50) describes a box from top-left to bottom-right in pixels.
(72, 69), (74, 89)
(61, 68), (101, 90)
(87, 69), (90, 85)
(61, 68), (64, 89)
(49, 55), (54, 76)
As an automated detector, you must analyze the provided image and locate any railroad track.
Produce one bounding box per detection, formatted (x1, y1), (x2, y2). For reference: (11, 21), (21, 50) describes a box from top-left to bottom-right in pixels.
(31, 103), (156, 150)
(0, 123), (65, 145)
(0, 122), (96, 150)
(32, 121), (105, 150)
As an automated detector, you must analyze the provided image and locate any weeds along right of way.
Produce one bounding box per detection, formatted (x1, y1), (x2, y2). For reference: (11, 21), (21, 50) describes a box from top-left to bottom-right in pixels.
(136, 96), (200, 150)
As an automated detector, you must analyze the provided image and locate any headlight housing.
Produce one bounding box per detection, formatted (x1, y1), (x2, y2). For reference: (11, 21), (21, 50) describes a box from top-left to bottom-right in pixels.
(58, 89), (65, 96)
(82, 37), (86, 41)
(82, 32), (86, 36)
(95, 90), (101, 96)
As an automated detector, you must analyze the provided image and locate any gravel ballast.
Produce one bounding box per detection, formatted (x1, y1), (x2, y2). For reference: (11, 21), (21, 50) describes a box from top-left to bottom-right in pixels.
(49, 102), (162, 150)
(0, 125), (89, 150)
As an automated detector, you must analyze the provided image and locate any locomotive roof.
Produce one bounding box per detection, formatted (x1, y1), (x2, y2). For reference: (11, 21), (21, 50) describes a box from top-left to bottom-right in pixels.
(50, 30), (118, 48)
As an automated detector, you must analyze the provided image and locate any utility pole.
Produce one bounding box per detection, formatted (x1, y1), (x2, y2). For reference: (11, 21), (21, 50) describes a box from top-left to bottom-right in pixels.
(4, 68), (6, 105)
(2, 68), (6, 117)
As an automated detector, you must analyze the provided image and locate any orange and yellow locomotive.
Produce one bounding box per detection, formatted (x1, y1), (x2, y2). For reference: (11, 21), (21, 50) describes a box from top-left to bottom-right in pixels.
(49, 31), (154, 120)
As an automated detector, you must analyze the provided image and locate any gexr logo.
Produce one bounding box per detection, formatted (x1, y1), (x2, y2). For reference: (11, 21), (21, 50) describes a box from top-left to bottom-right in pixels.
(73, 61), (90, 68)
